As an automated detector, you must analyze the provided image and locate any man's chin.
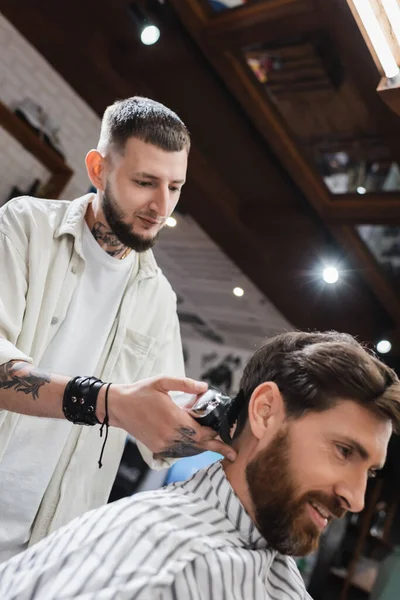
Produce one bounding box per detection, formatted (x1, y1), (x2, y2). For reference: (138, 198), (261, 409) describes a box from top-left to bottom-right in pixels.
(270, 534), (320, 557)
(260, 516), (321, 556)
(124, 232), (158, 253)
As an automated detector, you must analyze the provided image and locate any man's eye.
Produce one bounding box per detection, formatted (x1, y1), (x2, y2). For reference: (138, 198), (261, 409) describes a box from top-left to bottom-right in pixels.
(135, 180), (152, 187)
(169, 187), (180, 193)
(337, 444), (353, 459)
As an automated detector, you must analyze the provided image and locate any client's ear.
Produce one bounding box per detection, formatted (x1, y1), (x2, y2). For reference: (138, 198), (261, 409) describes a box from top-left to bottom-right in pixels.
(248, 382), (285, 441)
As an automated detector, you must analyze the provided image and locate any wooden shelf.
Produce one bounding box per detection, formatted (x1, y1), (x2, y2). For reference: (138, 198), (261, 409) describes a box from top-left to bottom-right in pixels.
(0, 100), (73, 198)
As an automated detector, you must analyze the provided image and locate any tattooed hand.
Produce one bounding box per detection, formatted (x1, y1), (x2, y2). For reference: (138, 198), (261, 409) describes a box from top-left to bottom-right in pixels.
(155, 426), (201, 459)
(106, 376), (237, 462)
(0, 361), (51, 400)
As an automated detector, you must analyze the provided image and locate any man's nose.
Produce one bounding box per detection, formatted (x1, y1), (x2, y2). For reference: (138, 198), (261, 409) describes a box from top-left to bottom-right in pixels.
(149, 186), (169, 217)
(335, 474), (367, 514)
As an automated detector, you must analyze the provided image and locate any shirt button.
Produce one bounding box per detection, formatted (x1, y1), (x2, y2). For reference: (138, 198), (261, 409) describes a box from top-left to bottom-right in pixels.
(51, 317), (59, 325)
(71, 266), (77, 274)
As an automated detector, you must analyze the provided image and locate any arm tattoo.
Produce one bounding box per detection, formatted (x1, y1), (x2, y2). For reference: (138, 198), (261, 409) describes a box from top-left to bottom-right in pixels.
(156, 426), (202, 459)
(0, 361), (51, 400)
(91, 222), (125, 258)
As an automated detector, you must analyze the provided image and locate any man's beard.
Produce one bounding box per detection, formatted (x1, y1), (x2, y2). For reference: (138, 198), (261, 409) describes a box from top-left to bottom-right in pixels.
(245, 427), (346, 556)
(102, 183), (161, 253)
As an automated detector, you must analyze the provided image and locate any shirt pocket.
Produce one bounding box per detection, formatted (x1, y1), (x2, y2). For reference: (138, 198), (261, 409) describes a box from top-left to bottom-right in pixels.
(116, 328), (159, 383)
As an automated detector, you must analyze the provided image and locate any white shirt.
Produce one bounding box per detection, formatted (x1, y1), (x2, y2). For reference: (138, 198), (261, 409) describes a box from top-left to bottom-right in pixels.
(0, 194), (184, 551)
(40, 220), (137, 377)
(0, 462), (312, 599)
(0, 222), (136, 562)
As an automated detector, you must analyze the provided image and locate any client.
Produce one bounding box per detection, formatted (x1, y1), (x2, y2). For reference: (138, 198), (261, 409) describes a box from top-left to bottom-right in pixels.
(0, 330), (398, 599)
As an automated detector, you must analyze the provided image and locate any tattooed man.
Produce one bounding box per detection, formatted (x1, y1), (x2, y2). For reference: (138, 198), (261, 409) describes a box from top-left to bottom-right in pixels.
(0, 97), (235, 561)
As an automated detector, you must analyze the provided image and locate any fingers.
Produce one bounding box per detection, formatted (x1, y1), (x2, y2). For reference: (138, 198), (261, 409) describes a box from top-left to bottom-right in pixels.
(156, 376), (208, 395)
(202, 438), (237, 462)
(179, 414), (237, 462)
(129, 376), (236, 462)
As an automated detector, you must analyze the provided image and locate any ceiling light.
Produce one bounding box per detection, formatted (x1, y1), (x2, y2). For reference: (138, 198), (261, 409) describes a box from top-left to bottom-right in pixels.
(322, 266), (339, 284)
(376, 339), (392, 354)
(352, 0), (399, 78)
(129, 4), (161, 46)
(357, 186), (367, 194)
(233, 287), (244, 297)
(166, 216), (177, 228)
(141, 24), (160, 46)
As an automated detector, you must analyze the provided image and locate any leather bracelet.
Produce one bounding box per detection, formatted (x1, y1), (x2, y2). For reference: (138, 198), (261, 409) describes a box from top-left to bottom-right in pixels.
(62, 376), (105, 425)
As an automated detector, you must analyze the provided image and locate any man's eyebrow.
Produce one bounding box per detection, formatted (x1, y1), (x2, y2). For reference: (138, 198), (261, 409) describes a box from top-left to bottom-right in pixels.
(341, 436), (384, 470)
(135, 171), (185, 184)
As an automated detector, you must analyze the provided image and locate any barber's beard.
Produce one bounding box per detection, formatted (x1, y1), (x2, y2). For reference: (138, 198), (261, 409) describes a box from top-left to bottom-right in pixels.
(102, 183), (161, 253)
(245, 427), (345, 556)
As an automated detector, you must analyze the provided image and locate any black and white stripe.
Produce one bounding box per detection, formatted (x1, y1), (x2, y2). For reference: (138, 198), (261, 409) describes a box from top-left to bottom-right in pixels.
(0, 462), (312, 599)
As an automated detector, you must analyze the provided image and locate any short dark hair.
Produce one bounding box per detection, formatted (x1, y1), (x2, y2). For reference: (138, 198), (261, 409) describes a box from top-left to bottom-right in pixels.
(97, 96), (190, 154)
(234, 331), (400, 438)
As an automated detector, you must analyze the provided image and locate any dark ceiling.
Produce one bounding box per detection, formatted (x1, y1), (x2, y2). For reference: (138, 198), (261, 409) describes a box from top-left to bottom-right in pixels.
(3, 0), (400, 365)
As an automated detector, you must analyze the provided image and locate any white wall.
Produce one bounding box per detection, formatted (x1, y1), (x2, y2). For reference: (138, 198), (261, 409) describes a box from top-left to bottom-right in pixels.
(0, 12), (101, 204)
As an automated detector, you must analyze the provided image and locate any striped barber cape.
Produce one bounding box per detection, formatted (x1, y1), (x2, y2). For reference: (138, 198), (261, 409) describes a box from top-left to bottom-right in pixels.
(0, 461), (312, 599)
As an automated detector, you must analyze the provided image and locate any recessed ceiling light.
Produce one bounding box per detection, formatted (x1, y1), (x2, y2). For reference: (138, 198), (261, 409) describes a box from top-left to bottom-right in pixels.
(166, 216), (177, 228)
(357, 186), (367, 195)
(322, 266), (339, 284)
(377, 339), (391, 354)
(141, 25), (160, 46)
(233, 287), (244, 297)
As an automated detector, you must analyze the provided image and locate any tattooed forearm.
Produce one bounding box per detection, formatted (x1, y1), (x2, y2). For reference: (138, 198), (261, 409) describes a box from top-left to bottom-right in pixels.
(0, 361), (51, 400)
(156, 426), (202, 459)
(91, 222), (126, 257)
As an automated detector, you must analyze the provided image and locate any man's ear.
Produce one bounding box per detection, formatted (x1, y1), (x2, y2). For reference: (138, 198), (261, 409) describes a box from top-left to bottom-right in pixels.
(248, 382), (285, 441)
(85, 149), (107, 191)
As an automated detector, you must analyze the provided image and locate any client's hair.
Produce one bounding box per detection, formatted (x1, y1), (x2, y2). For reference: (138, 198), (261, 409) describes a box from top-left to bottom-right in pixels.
(234, 331), (400, 438)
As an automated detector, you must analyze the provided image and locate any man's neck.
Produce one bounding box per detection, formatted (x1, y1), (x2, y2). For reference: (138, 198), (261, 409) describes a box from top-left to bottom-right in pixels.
(222, 456), (256, 523)
(85, 194), (131, 259)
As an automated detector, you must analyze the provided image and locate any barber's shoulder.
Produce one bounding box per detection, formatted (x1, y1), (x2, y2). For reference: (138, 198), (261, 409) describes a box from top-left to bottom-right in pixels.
(143, 256), (178, 305)
(158, 272), (177, 300)
(155, 269), (178, 303)
(0, 195), (71, 227)
(0, 196), (72, 257)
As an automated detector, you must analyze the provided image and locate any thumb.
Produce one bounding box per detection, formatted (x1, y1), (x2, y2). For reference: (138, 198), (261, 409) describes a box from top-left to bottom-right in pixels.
(157, 376), (208, 395)
(202, 439), (237, 463)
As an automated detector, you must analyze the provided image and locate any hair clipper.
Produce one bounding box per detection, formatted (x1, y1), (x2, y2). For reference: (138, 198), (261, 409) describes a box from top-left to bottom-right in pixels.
(187, 386), (237, 445)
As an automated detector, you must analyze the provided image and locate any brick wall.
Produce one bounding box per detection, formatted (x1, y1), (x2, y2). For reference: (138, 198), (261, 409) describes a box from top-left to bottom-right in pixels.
(0, 12), (101, 204)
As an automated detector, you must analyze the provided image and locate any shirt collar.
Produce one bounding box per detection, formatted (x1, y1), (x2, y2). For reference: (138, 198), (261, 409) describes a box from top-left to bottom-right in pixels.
(54, 193), (159, 279)
(179, 460), (268, 550)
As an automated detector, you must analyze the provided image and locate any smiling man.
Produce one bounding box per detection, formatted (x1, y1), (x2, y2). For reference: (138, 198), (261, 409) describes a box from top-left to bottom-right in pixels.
(0, 331), (398, 599)
(224, 332), (396, 559)
(0, 97), (235, 562)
